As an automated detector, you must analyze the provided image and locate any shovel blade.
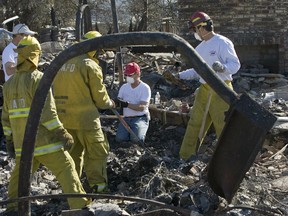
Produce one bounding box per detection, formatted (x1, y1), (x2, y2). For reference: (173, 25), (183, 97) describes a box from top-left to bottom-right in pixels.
(207, 93), (277, 203)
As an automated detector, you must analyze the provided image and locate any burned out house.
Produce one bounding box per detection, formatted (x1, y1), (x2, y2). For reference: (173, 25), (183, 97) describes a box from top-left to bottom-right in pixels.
(178, 0), (288, 75)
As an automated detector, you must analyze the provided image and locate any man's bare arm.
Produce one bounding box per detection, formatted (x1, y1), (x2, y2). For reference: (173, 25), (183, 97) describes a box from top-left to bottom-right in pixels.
(5, 62), (16, 76)
(127, 101), (149, 112)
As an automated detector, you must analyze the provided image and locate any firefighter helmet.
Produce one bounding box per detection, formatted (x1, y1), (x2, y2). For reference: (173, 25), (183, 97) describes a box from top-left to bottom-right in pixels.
(82, 31), (102, 40)
(81, 31), (102, 58)
(188, 11), (211, 29)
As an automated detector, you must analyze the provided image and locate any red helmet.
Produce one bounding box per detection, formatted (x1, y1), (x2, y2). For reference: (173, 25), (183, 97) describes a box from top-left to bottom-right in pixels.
(188, 11), (211, 29)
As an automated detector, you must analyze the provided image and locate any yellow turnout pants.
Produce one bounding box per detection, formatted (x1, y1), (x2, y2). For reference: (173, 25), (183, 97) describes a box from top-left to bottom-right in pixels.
(7, 150), (89, 212)
(179, 81), (232, 160)
(68, 128), (109, 190)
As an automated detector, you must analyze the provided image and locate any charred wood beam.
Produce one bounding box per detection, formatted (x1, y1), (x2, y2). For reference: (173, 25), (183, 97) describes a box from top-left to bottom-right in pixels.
(149, 106), (190, 126)
(110, 0), (123, 84)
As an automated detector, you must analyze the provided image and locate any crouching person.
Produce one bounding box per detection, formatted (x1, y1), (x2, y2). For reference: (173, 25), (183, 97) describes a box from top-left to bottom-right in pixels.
(1, 35), (89, 213)
(115, 62), (151, 143)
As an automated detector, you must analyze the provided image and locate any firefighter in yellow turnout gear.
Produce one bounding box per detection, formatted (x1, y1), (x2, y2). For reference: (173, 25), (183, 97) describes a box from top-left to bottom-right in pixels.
(179, 12), (240, 160)
(1, 36), (89, 212)
(53, 31), (115, 193)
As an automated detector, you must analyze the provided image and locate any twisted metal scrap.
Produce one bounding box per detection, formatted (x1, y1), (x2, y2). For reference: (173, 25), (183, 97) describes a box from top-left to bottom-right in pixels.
(0, 193), (192, 216)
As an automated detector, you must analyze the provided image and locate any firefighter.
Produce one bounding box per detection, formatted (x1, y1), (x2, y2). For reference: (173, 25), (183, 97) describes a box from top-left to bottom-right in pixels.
(179, 11), (241, 161)
(53, 31), (115, 193)
(1, 35), (90, 213)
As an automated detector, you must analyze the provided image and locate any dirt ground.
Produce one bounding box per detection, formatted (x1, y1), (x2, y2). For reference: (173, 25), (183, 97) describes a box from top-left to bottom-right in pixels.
(103, 114), (288, 216)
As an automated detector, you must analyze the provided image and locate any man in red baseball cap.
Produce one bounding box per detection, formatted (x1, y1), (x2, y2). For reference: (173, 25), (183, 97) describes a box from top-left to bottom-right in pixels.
(115, 62), (151, 143)
(124, 62), (140, 77)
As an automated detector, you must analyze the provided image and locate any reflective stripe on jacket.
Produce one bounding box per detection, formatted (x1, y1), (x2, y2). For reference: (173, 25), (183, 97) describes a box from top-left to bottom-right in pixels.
(15, 142), (63, 157)
(1, 69), (65, 155)
(9, 108), (30, 118)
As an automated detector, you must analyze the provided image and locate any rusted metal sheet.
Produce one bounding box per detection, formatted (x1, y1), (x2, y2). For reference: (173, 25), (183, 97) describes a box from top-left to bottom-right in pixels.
(207, 93), (276, 202)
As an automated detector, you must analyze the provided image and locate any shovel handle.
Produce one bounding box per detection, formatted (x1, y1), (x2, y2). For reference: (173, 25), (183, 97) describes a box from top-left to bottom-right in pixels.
(111, 109), (147, 149)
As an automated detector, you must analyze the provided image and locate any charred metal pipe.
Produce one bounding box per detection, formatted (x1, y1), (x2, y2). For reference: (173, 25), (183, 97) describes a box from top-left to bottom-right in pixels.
(75, 4), (92, 41)
(19, 32), (205, 215)
(1, 193), (192, 216)
(18, 32), (276, 215)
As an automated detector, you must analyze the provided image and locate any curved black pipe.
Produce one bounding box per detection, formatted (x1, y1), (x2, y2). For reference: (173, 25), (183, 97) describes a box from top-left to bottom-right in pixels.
(18, 32), (239, 215)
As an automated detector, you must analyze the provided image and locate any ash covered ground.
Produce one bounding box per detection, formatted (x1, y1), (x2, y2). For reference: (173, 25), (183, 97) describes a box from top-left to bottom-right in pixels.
(0, 109), (287, 215)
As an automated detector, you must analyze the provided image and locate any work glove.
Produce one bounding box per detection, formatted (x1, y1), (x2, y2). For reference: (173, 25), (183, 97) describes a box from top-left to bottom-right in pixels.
(5, 136), (15, 158)
(114, 98), (129, 108)
(163, 70), (176, 81)
(55, 127), (74, 151)
(212, 61), (225, 73)
(162, 70), (188, 90)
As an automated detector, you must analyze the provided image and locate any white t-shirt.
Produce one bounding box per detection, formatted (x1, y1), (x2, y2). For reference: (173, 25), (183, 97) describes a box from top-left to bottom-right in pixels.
(2, 42), (17, 81)
(118, 81), (151, 117)
(179, 34), (240, 84)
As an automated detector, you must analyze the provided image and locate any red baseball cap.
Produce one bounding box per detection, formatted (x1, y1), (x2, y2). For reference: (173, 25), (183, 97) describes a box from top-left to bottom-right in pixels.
(124, 62), (140, 76)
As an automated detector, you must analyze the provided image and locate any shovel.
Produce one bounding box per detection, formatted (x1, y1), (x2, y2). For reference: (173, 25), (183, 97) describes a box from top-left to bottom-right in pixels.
(196, 91), (212, 153)
(111, 108), (150, 152)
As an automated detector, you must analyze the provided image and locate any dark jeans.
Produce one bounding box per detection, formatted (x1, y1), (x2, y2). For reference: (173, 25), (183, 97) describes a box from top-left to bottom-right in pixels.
(115, 115), (149, 142)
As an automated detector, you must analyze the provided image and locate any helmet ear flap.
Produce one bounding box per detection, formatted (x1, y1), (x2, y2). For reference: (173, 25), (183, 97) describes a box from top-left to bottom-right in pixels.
(207, 19), (213, 26)
(204, 20), (213, 31)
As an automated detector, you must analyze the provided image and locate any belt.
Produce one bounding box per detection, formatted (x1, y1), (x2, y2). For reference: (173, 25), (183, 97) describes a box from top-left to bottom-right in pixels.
(125, 114), (146, 118)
